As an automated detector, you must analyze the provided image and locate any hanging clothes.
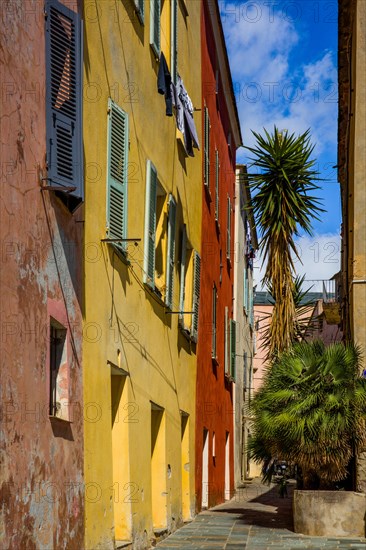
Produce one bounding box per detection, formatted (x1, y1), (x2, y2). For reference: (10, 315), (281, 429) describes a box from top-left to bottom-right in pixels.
(157, 52), (173, 116)
(172, 75), (200, 156)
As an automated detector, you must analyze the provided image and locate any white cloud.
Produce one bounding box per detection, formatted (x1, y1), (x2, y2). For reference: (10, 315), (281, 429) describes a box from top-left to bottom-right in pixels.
(221, 2), (338, 160)
(253, 233), (341, 291)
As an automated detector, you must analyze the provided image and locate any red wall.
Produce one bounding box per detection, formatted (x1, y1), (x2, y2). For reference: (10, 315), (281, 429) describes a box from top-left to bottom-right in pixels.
(195, 0), (237, 512)
(0, 2), (84, 547)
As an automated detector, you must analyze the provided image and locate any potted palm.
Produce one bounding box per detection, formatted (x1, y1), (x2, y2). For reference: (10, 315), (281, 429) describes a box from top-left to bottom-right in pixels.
(248, 340), (366, 537)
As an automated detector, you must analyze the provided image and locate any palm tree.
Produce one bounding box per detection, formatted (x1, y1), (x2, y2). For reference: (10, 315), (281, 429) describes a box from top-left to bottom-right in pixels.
(246, 127), (323, 356)
(248, 340), (366, 489)
(259, 275), (318, 360)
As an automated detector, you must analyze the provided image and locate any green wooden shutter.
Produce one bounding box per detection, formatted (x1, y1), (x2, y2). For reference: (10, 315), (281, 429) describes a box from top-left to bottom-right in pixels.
(215, 149), (219, 221)
(166, 194), (176, 309)
(212, 285), (217, 359)
(224, 306), (229, 375)
(226, 196), (231, 260)
(204, 107), (210, 188)
(191, 251), (201, 342)
(249, 285), (254, 327)
(106, 99), (129, 251)
(171, 0), (178, 84)
(136, 0), (145, 23)
(150, 0), (161, 56)
(179, 226), (187, 322)
(230, 319), (236, 381)
(45, 0), (83, 207)
(144, 160), (157, 288)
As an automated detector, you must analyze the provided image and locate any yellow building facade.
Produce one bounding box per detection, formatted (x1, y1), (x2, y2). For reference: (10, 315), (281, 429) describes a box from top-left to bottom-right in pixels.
(83, 1), (202, 548)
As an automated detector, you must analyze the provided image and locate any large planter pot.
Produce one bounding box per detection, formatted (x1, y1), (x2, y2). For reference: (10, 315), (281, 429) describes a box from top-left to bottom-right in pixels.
(293, 490), (366, 537)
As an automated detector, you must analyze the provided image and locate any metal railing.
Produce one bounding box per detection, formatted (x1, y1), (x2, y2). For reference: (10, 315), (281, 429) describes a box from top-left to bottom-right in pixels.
(304, 279), (338, 303)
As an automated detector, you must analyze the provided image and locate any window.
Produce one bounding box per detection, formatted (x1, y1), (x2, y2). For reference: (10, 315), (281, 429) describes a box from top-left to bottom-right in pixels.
(49, 318), (69, 420)
(243, 267), (249, 313)
(212, 284), (217, 359)
(204, 106), (210, 189)
(244, 351), (248, 389)
(150, 0), (161, 56)
(179, 227), (201, 341)
(226, 196), (231, 260)
(45, 0), (83, 209)
(215, 149), (219, 222)
(224, 307), (229, 375)
(144, 161), (177, 306)
(134, 0), (145, 23)
(249, 284), (254, 327)
(106, 99), (129, 252)
(230, 319), (236, 381)
(165, 195), (176, 309)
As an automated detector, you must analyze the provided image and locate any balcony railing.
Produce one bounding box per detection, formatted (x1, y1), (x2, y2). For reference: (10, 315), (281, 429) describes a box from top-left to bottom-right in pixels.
(304, 279), (338, 303)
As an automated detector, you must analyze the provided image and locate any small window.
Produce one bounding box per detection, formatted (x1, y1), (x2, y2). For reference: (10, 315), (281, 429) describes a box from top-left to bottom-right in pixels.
(226, 196), (231, 261)
(230, 319), (236, 381)
(204, 106), (210, 189)
(49, 318), (69, 420)
(215, 149), (219, 222)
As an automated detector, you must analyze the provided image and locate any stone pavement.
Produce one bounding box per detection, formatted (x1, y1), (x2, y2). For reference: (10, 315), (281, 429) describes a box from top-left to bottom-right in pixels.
(155, 479), (366, 549)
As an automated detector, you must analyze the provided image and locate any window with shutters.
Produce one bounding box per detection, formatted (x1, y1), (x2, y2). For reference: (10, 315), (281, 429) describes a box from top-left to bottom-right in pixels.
(178, 228), (201, 341)
(215, 149), (219, 223)
(106, 99), (129, 253)
(150, 0), (161, 57)
(230, 319), (236, 381)
(243, 267), (249, 313)
(134, 0), (145, 23)
(165, 195), (176, 309)
(204, 106), (210, 190)
(224, 307), (229, 375)
(143, 161), (172, 301)
(226, 196), (231, 261)
(212, 284), (217, 360)
(45, 0), (83, 211)
(191, 251), (201, 343)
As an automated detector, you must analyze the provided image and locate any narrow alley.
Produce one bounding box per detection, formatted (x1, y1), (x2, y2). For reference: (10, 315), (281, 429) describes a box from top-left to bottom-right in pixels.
(156, 479), (366, 550)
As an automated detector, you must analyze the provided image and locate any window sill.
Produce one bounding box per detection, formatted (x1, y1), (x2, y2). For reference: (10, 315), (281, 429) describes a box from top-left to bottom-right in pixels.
(150, 43), (160, 61)
(108, 242), (131, 266)
(144, 282), (166, 307)
(49, 415), (73, 424)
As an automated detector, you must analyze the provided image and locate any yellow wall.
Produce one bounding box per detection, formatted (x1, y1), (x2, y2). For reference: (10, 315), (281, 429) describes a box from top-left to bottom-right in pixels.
(83, 1), (202, 548)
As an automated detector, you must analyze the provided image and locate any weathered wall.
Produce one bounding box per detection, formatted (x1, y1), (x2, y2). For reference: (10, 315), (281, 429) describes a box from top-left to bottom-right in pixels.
(0, 1), (84, 548)
(195, 0), (240, 512)
(294, 490), (366, 537)
(82, 1), (201, 548)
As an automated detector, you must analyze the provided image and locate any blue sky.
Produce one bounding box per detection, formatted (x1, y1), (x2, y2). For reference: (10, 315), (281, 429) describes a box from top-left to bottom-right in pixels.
(220, 0), (340, 285)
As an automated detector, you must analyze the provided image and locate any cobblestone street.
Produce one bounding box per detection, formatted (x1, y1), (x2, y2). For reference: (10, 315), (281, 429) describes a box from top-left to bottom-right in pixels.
(156, 480), (366, 549)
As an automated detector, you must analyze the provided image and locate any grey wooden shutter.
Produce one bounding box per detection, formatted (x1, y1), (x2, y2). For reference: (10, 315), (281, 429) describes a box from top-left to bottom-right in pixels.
(230, 320), (236, 380)
(191, 251), (201, 342)
(244, 351), (248, 389)
(166, 194), (176, 308)
(150, 0), (161, 56)
(106, 99), (129, 249)
(144, 160), (157, 288)
(204, 107), (210, 188)
(179, 226), (187, 322)
(215, 149), (219, 221)
(226, 196), (231, 260)
(212, 285), (217, 359)
(171, 0), (178, 84)
(45, 0), (83, 205)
